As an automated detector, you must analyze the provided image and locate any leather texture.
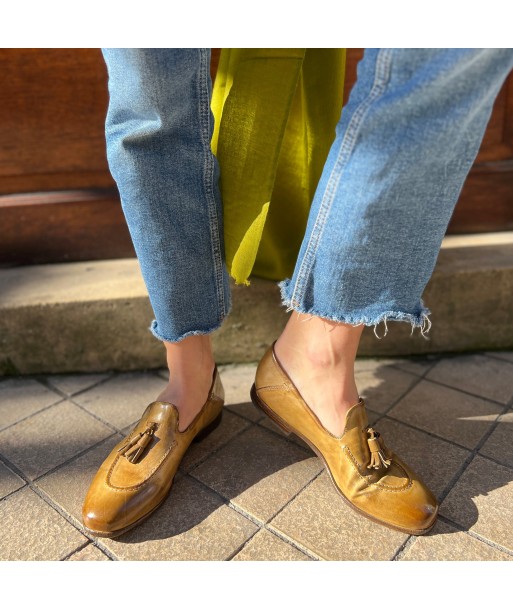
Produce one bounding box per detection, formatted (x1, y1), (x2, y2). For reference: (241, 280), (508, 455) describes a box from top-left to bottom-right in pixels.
(252, 343), (439, 535)
(82, 366), (225, 537)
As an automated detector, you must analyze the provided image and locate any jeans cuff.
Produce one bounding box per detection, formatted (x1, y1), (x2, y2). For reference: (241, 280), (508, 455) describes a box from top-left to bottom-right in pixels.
(278, 278), (432, 340)
(149, 317), (227, 344)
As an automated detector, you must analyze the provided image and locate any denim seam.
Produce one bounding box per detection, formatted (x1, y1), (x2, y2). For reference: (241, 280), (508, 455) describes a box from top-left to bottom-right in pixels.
(198, 48), (227, 320)
(288, 48), (394, 309)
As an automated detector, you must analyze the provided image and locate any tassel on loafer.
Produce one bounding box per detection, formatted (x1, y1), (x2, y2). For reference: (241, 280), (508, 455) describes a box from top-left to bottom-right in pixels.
(82, 366), (224, 538)
(251, 343), (439, 535)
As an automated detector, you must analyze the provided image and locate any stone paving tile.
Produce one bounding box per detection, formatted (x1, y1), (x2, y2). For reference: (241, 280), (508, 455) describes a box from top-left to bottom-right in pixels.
(38, 434), (123, 523)
(269, 472), (408, 560)
(388, 380), (502, 449)
(375, 418), (470, 498)
(0, 378), (61, 431)
(191, 425), (323, 523)
(400, 520), (512, 561)
(46, 373), (110, 397)
(426, 354), (513, 404)
(219, 363), (264, 422)
(66, 544), (110, 561)
(355, 364), (419, 413)
(180, 410), (252, 473)
(441, 455), (513, 551)
(0, 461), (25, 499)
(485, 351), (513, 364)
(101, 475), (258, 560)
(225, 401), (264, 423)
(0, 401), (114, 480)
(257, 416), (312, 451)
(479, 409), (513, 469)
(73, 372), (166, 429)
(218, 363), (258, 407)
(391, 356), (439, 377)
(355, 357), (405, 372)
(232, 529), (310, 561)
(0, 487), (87, 560)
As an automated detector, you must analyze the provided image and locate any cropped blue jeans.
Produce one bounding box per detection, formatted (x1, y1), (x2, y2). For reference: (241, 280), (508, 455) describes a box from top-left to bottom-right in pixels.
(101, 49), (513, 343)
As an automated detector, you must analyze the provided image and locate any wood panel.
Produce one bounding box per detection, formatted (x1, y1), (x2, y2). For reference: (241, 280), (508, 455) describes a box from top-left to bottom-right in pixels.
(1, 48), (512, 266)
(0, 49), (114, 195)
(0, 190), (134, 265)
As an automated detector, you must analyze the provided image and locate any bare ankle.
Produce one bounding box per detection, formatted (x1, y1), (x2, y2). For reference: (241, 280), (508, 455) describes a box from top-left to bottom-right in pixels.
(274, 312), (363, 436)
(157, 334), (216, 431)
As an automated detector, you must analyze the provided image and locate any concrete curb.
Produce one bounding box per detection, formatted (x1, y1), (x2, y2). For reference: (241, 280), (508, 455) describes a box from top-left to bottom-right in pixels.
(1, 233), (513, 374)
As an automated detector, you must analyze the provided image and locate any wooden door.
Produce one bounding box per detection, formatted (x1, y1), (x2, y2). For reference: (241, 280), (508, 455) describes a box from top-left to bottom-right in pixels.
(1, 48), (512, 266)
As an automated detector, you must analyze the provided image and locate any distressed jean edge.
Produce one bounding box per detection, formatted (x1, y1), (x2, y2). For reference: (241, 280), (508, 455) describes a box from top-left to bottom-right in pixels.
(278, 278), (432, 340)
(149, 313), (230, 344)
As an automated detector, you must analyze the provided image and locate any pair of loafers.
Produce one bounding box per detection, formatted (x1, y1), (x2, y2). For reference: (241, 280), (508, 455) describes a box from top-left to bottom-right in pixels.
(82, 343), (438, 538)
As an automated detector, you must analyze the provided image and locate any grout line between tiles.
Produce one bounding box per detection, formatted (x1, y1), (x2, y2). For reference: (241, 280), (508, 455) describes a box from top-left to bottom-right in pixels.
(380, 413), (475, 452)
(373, 357), (445, 418)
(240, 527), (314, 561)
(231, 470), (325, 561)
(29, 484), (120, 560)
(481, 352), (513, 367)
(46, 368), (168, 434)
(180, 415), (255, 475)
(437, 514), (513, 558)
(41, 371), (115, 401)
(66, 397), (135, 435)
(362, 361), (439, 427)
(60, 541), (91, 561)
(0, 460), (120, 560)
(389, 356), (441, 376)
(435, 395), (513, 505)
(227, 498), (322, 561)
(224, 526), (263, 561)
(416, 376), (512, 408)
(264, 523), (323, 561)
(185, 466), (323, 560)
(253, 419), (317, 454)
(372, 364), (513, 461)
(32, 430), (123, 483)
(391, 535), (415, 561)
(0, 395), (68, 434)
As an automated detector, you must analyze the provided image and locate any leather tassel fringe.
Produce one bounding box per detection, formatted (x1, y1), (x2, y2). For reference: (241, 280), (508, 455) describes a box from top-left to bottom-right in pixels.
(366, 428), (391, 470)
(118, 423), (158, 464)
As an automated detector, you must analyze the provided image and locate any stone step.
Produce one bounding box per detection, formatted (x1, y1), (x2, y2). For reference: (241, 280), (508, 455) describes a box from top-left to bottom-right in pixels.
(1, 232), (513, 375)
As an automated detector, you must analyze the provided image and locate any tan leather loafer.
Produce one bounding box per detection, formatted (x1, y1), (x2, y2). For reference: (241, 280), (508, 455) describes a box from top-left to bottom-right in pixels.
(251, 343), (438, 535)
(82, 366), (224, 538)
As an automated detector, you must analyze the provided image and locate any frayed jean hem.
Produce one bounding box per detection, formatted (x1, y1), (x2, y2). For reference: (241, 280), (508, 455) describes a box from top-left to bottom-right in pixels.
(149, 317), (227, 343)
(278, 279), (432, 340)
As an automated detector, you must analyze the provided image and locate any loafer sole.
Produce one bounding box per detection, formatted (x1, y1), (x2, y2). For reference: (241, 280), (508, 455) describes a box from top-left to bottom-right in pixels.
(251, 384), (437, 537)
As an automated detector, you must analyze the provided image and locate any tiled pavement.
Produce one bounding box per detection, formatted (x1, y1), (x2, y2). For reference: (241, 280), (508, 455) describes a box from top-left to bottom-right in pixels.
(1, 352), (513, 561)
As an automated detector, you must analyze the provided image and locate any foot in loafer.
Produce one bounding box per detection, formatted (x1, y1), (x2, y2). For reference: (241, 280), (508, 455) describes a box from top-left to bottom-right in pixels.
(82, 335), (224, 538)
(251, 315), (438, 535)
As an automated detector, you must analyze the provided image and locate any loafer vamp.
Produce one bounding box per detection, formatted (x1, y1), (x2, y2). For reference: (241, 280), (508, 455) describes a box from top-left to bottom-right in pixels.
(108, 402), (181, 489)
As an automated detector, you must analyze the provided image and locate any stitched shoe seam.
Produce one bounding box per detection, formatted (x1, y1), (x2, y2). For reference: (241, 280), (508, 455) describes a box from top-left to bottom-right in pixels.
(343, 446), (413, 492)
(105, 398), (222, 490)
(257, 383), (293, 391)
(105, 438), (179, 491)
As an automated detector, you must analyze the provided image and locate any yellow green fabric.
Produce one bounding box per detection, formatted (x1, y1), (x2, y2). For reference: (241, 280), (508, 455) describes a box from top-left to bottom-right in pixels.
(211, 48), (346, 285)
